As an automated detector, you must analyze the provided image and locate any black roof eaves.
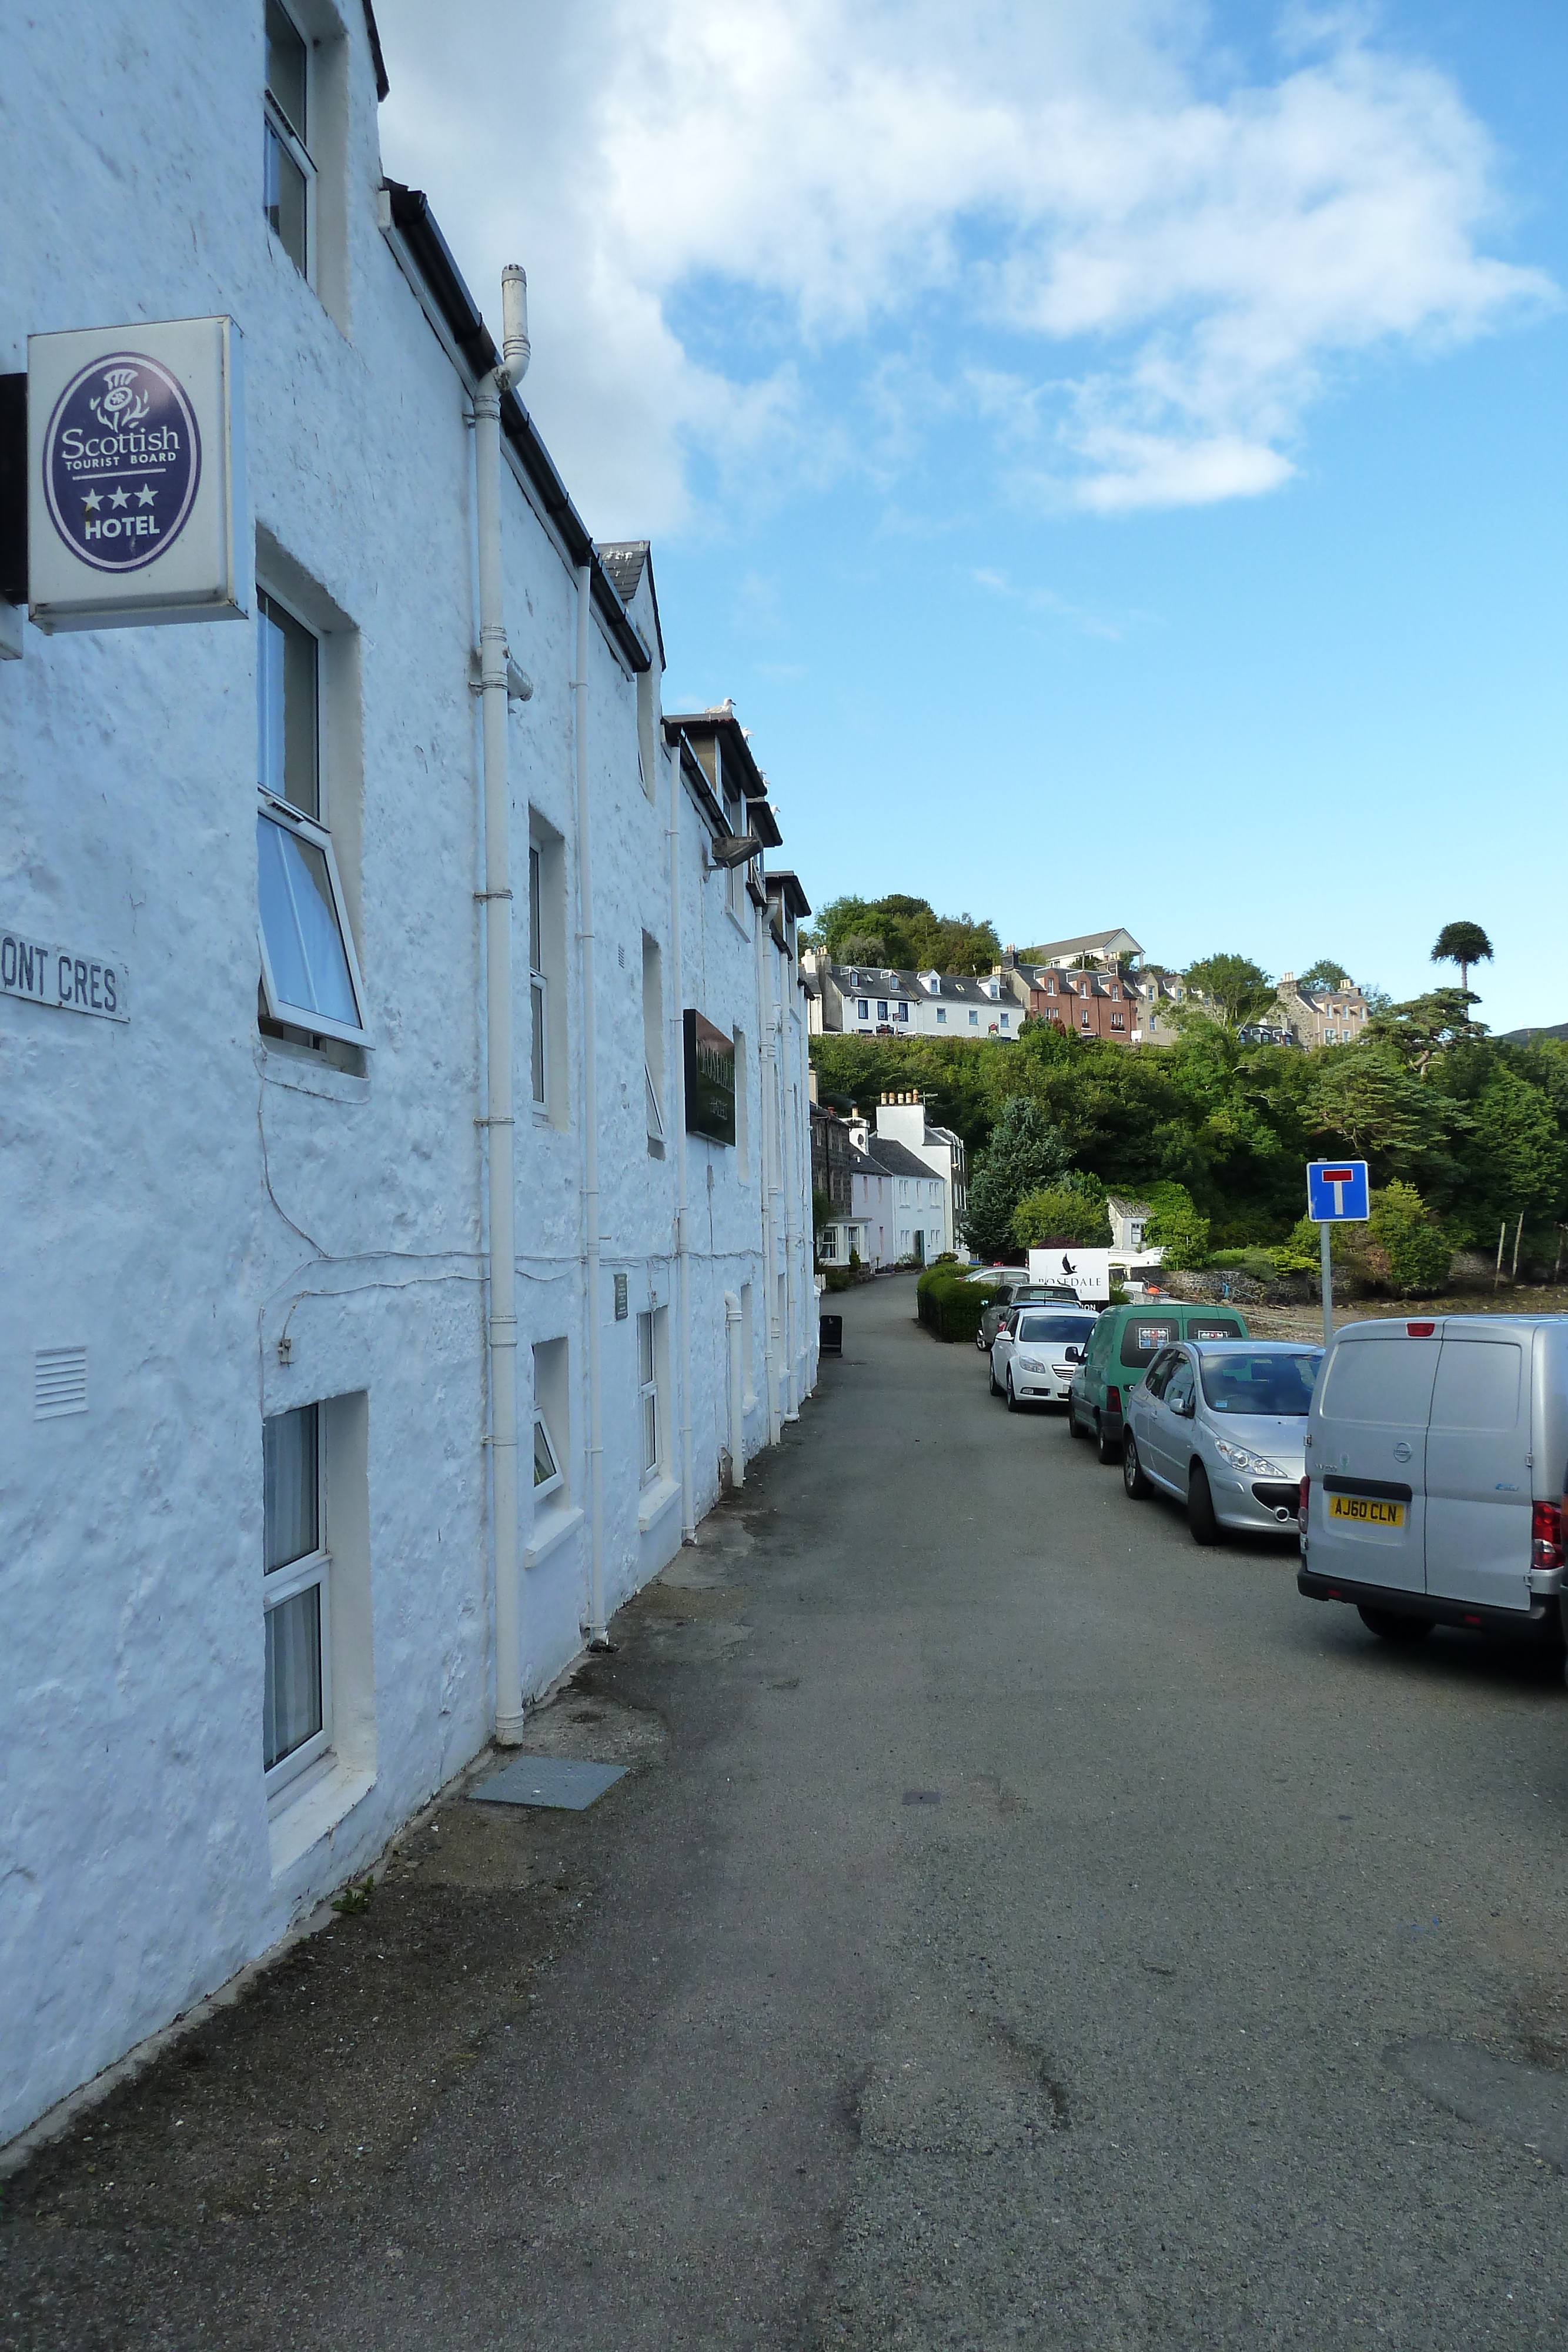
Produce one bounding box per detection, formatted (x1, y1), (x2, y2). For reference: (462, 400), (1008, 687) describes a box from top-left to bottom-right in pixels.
(765, 870), (811, 919)
(663, 709), (768, 801)
(382, 182), (650, 677)
(675, 735), (727, 837)
(749, 800), (783, 850)
(362, 0), (390, 100)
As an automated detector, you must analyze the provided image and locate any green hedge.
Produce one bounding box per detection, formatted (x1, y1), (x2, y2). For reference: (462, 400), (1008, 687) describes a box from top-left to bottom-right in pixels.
(917, 1265), (1000, 1342)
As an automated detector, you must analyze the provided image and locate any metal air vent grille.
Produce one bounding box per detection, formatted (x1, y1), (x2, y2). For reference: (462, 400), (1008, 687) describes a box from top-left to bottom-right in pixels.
(35, 1345), (87, 1419)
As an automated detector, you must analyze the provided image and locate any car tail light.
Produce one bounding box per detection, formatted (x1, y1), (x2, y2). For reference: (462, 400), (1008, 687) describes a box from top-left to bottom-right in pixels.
(1106, 1386), (1121, 1417)
(1532, 1499), (1562, 1572)
(1407, 1321), (1435, 1338)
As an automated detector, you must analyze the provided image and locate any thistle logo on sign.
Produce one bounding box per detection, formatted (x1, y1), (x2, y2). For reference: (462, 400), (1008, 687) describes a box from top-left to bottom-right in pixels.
(27, 315), (246, 632)
(44, 352), (202, 573)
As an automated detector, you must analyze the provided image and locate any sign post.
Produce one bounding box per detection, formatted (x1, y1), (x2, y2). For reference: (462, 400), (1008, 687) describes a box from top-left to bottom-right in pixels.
(1306, 1158), (1370, 1350)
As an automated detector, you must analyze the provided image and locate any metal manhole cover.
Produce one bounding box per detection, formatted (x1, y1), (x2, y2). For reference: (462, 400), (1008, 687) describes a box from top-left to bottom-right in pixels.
(470, 1756), (628, 1811)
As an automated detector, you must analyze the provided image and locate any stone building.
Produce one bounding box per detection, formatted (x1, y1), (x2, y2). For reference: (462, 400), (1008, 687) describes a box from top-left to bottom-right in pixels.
(0, 1), (814, 2146)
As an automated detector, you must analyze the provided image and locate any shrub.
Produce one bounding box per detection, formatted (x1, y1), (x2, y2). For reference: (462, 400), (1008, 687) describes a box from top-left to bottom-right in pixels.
(917, 1265), (1000, 1342)
(1145, 1180), (1211, 1269)
(1368, 1180), (1452, 1294)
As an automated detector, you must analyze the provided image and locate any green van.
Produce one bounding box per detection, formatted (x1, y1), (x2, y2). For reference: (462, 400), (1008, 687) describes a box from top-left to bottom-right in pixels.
(1068, 1300), (1249, 1462)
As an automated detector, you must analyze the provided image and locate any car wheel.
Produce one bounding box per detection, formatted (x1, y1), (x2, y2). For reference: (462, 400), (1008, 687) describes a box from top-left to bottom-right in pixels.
(1006, 1368), (1021, 1413)
(1122, 1434), (1151, 1499)
(1095, 1413), (1122, 1466)
(1187, 1462), (1222, 1544)
(989, 1354), (1003, 1398)
(1357, 1605), (1431, 1644)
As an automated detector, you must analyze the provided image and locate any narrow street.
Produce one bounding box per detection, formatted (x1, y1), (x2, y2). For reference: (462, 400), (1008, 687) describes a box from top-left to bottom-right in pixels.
(8, 1274), (1568, 2349)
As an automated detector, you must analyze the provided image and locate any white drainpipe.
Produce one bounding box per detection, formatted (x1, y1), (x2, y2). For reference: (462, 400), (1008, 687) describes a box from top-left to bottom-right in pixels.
(668, 734), (696, 1539)
(724, 1289), (745, 1488)
(574, 563), (609, 1646)
(476, 265), (530, 1744)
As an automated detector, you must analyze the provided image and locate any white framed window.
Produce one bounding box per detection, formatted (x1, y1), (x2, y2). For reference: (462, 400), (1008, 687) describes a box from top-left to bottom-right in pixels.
(877, 1000), (888, 1021)
(820, 1226), (837, 1261)
(263, 1402), (331, 1792)
(999, 1012), (1009, 1028)
(643, 931), (666, 1157)
(637, 1310), (660, 1484)
(936, 1007), (947, 1024)
(897, 1003), (909, 1023)
(529, 843), (547, 1108)
(256, 589), (366, 1047)
(533, 1404), (562, 1499)
(858, 999), (869, 1020)
(263, 0), (314, 279)
(968, 1009), (978, 1026)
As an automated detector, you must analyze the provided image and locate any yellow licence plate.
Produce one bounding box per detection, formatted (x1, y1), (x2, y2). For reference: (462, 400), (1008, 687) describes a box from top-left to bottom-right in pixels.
(1328, 1495), (1406, 1528)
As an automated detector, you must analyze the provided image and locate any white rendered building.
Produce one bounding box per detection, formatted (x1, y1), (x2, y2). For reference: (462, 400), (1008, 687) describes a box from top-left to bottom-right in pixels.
(0, 2), (814, 2147)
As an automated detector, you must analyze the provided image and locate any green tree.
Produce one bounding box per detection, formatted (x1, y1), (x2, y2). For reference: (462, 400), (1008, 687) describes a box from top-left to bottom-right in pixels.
(807, 893), (1001, 976)
(1144, 1180), (1211, 1269)
(1366, 1181), (1452, 1294)
(1431, 920), (1493, 995)
(1012, 1177), (1112, 1249)
(1461, 1066), (1567, 1239)
(1179, 953), (1275, 1029)
(961, 1097), (1072, 1259)
(1365, 987), (1485, 1075)
(1308, 1047), (1440, 1161)
(1298, 958), (1352, 990)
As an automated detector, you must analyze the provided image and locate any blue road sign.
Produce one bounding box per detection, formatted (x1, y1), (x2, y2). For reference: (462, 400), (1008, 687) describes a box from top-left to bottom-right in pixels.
(1307, 1157), (1369, 1222)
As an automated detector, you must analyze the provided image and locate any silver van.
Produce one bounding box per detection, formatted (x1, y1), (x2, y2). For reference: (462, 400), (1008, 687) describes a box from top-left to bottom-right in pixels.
(1298, 1315), (1567, 1645)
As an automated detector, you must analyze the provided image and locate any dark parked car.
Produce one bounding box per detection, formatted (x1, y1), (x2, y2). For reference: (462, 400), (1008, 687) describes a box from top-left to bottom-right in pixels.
(977, 1279), (1081, 1352)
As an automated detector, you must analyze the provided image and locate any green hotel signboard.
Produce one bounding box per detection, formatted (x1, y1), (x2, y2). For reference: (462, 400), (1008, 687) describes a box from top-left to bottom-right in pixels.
(683, 1008), (735, 1145)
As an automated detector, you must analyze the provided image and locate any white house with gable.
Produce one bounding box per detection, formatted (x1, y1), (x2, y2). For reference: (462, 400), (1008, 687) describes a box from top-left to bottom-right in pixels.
(0, 1), (815, 2150)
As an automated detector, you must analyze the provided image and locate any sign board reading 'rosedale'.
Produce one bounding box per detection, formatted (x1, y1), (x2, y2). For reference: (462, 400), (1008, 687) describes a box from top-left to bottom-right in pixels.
(27, 315), (248, 631)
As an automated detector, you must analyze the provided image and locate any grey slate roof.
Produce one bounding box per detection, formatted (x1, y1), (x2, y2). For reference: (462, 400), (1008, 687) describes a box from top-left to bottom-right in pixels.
(596, 542), (648, 601)
(834, 964), (1007, 1007)
(861, 1137), (940, 1181)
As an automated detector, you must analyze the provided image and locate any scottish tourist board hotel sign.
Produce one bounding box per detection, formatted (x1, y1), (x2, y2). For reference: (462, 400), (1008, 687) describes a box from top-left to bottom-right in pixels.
(27, 316), (247, 630)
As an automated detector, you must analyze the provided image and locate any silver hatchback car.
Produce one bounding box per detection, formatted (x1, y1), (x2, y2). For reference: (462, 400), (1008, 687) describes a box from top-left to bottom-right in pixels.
(1122, 1339), (1322, 1542)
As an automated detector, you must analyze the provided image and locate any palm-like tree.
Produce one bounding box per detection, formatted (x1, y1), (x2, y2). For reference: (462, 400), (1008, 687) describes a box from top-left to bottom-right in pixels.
(1430, 921), (1493, 995)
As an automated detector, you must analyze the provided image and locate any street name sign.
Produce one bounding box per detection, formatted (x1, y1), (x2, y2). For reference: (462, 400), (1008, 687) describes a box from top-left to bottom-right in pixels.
(2, 923), (128, 1021)
(27, 316), (248, 632)
(1307, 1159), (1369, 1222)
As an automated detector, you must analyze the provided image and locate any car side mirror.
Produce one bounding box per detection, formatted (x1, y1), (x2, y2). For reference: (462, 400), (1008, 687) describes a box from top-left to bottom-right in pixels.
(1064, 1345), (1082, 1363)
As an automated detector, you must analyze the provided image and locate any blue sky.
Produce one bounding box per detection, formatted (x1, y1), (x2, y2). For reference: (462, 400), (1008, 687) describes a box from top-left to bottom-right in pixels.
(375, 1), (1568, 1030)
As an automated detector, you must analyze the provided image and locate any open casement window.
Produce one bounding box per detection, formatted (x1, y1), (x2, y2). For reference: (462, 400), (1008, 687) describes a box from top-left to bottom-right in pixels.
(637, 1311), (658, 1483)
(263, 1402), (332, 1792)
(529, 844), (547, 1108)
(645, 1064), (666, 1155)
(264, 0), (314, 278)
(258, 800), (367, 1045)
(533, 1407), (562, 1499)
(256, 590), (366, 1047)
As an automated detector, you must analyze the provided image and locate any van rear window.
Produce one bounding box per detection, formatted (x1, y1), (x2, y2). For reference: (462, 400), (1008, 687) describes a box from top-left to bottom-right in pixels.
(1322, 1336), (1439, 1425)
(1187, 1319), (1242, 1341)
(1430, 1341), (1522, 1432)
(1122, 1318), (1179, 1367)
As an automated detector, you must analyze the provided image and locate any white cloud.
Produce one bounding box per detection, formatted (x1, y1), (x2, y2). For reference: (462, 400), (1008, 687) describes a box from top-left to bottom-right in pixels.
(374, 0), (1552, 532)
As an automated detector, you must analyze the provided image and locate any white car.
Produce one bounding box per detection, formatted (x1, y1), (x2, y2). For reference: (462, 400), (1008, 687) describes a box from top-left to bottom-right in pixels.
(989, 1307), (1099, 1411)
(1122, 1339), (1322, 1541)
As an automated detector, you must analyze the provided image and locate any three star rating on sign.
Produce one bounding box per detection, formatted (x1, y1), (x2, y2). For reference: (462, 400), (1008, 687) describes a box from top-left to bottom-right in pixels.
(80, 483), (157, 514)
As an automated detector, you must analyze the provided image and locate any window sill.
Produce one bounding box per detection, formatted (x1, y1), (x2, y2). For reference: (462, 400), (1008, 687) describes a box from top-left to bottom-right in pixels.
(637, 1474), (681, 1534)
(724, 906), (751, 940)
(268, 1756), (377, 1880)
(525, 1501), (583, 1570)
(257, 1043), (370, 1107)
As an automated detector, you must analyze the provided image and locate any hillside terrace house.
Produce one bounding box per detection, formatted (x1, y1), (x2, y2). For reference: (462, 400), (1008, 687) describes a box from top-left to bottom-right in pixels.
(1271, 972), (1372, 1048)
(0, 0), (816, 2149)
(802, 956), (1022, 1039)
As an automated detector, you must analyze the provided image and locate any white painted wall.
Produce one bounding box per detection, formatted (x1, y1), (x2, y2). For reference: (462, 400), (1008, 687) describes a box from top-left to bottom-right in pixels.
(0, 0), (814, 2147)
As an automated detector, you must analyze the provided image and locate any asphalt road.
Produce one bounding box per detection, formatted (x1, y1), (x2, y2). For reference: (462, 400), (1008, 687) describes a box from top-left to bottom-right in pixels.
(6, 1273), (1568, 2348)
